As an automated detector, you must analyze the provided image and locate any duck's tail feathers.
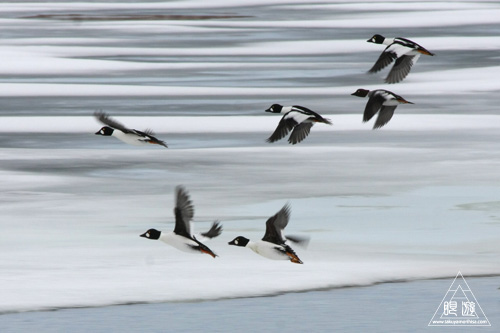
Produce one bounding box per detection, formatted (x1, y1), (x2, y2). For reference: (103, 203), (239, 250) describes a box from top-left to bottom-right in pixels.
(322, 117), (333, 125)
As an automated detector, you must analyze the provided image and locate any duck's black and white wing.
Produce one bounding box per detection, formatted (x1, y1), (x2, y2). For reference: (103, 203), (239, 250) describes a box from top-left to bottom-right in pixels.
(293, 105), (332, 125)
(363, 91), (385, 122)
(173, 186), (194, 238)
(133, 128), (155, 137)
(262, 204), (291, 245)
(291, 105), (314, 114)
(198, 220), (223, 241)
(94, 111), (133, 133)
(288, 122), (313, 145)
(267, 113), (298, 143)
(368, 50), (397, 74)
(395, 37), (434, 55)
(373, 105), (397, 129)
(385, 54), (420, 84)
(368, 42), (413, 74)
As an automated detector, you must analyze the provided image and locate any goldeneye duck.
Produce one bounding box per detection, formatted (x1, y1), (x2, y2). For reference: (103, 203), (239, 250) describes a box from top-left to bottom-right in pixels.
(351, 88), (414, 129)
(265, 104), (332, 144)
(367, 34), (434, 84)
(94, 111), (168, 148)
(140, 185), (222, 258)
(228, 204), (308, 264)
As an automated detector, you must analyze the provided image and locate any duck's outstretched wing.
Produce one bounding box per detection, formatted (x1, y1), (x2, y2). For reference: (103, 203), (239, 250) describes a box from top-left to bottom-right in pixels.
(368, 50), (396, 73)
(288, 122), (313, 145)
(373, 105), (397, 129)
(94, 111), (133, 133)
(385, 54), (420, 84)
(262, 204), (290, 244)
(363, 93), (385, 122)
(368, 42), (414, 74)
(173, 186), (194, 238)
(267, 114), (298, 143)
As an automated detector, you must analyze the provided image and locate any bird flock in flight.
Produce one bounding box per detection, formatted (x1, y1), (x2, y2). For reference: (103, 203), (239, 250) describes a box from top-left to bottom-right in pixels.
(94, 35), (434, 264)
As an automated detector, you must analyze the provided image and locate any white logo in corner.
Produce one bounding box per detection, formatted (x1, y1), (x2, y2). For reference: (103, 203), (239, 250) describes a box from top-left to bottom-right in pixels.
(428, 271), (491, 327)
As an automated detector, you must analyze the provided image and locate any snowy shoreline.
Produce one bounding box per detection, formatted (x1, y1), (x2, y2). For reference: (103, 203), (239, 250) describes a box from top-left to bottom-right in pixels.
(2, 273), (499, 315)
(1, 276), (498, 333)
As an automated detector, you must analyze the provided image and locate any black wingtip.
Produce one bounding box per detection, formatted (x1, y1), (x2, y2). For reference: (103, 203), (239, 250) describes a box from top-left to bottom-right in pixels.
(93, 109), (107, 119)
(384, 78), (400, 84)
(281, 203), (292, 217)
(201, 221), (223, 239)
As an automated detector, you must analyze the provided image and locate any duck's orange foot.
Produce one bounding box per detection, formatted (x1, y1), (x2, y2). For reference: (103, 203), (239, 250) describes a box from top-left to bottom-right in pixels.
(287, 253), (303, 264)
(201, 248), (217, 258)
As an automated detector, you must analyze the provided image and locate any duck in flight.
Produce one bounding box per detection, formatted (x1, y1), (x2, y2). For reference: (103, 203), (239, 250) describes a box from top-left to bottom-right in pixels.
(140, 186), (222, 258)
(94, 111), (168, 148)
(367, 34), (434, 84)
(351, 88), (414, 129)
(265, 104), (332, 144)
(228, 204), (307, 264)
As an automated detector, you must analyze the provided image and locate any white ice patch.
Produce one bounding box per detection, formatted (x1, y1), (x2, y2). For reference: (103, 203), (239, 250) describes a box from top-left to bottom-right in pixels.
(2, 114), (500, 134)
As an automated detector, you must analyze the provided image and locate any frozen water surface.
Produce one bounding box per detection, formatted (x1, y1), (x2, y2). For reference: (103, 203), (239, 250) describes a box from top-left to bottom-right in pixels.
(0, 0), (499, 331)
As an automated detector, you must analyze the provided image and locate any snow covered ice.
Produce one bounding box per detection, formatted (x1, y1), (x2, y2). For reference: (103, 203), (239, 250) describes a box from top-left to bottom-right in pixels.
(0, 0), (500, 314)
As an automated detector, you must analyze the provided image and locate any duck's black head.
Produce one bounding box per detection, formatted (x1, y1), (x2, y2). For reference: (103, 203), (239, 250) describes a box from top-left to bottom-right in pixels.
(265, 104), (283, 113)
(351, 89), (370, 98)
(367, 34), (385, 44)
(140, 229), (161, 240)
(228, 236), (249, 247)
(95, 126), (114, 136)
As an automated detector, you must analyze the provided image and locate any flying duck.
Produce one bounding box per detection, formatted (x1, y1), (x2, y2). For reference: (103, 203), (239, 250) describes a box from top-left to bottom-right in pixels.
(94, 111), (168, 148)
(140, 186), (221, 258)
(367, 34), (435, 83)
(265, 104), (332, 144)
(228, 204), (307, 264)
(351, 88), (414, 129)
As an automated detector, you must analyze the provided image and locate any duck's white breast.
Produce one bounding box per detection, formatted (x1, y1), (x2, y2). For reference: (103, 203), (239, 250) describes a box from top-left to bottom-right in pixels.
(113, 131), (147, 146)
(160, 232), (199, 253)
(249, 241), (289, 260)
